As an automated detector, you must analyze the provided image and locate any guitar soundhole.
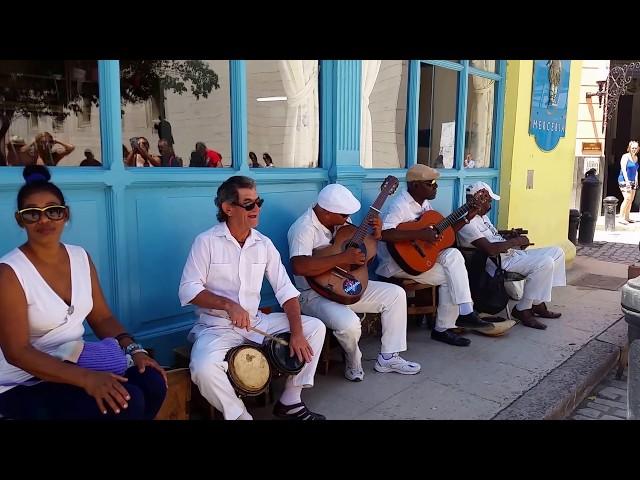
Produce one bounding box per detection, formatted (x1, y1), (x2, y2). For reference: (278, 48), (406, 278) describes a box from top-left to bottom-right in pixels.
(342, 278), (363, 296)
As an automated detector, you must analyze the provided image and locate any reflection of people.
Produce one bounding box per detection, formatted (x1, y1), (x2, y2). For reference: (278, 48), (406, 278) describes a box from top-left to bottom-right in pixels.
(193, 142), (222, 168)
(432, 155), (445, 169)
(80, 148), (101, 167)
(6, 136), (33, 166)
(377, 165), (494, 347)
(153, 116), (174, 145)
(249, 151), (262, 168)
(179, 176), (326, 420)
(0, 165), (167, 419)
(126, 137), (159, 167)
(464, 153), (475, 169)
(22, 132), (75, 166)
(288, 183), (421, 382)
(458, 181), (566, 330)
(263, 153), (274, 168)
(618, 140), (639, 224)
(158, 139), (183, 167)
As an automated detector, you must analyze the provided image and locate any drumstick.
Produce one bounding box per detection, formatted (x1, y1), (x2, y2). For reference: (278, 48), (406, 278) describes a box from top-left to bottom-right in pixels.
(248, 326), (289, 346)
(218, 310), (290, 346)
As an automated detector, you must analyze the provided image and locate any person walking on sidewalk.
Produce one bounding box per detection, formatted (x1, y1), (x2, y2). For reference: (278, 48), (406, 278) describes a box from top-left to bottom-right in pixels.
(618, 140), (639, 224)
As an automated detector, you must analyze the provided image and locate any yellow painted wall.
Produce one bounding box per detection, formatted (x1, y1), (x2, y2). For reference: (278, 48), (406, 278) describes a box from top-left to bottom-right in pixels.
(499, 60), (583, 262)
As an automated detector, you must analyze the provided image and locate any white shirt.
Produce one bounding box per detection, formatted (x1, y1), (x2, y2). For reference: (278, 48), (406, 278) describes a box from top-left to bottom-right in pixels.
(457, 215), (505, 248)
(0, 244), (92, 394)
(178, 222), (300, 335)
(287, 207), (335, 291)
(376, 189), (433, 278)
(457, 215), (524, 274)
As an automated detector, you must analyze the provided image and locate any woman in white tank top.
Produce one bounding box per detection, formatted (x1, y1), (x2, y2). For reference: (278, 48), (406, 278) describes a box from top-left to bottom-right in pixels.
(0, 165), (167, 420)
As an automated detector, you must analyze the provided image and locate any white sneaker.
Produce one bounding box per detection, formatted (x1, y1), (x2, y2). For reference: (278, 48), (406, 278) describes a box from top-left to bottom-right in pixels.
(344, 365), (364, 382)
(374, 353), (421, 375)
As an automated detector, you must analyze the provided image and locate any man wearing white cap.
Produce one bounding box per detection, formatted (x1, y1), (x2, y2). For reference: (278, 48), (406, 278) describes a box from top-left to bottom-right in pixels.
(457, 182), (566, 330)
(287, 183), (421, 382)
(377, 164), (494, 347)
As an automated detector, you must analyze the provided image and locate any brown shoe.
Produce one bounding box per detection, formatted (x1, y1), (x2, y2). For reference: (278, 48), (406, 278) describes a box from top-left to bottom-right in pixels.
(511, 307), (547, 330)
(531, 302), (561, 319)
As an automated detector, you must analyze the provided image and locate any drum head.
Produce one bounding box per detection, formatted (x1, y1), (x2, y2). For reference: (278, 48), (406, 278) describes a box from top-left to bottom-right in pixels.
(266, 332), (304, 375)
(226, 345), (271, 395)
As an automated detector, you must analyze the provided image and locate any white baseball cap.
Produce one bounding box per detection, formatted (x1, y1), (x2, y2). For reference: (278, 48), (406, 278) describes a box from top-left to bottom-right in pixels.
(317, 183), (361, 215)
(467, 181), (500, 200)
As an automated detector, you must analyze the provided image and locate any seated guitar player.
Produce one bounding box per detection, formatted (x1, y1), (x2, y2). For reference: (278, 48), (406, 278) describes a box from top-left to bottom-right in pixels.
(457, 182), (566, 330)
(287, 183), (421, 382)
(376, 164), (495, 347)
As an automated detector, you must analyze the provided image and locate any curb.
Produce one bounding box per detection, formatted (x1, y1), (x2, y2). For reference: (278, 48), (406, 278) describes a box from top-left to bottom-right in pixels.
(493, 324), (624, 420)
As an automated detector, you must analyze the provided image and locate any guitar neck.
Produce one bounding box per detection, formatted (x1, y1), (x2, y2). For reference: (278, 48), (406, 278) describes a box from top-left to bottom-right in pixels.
(350, 191), (389, 245)
(433, 204), (470, 233)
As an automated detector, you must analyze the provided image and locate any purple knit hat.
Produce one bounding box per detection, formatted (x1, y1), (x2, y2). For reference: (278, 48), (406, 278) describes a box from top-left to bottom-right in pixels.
(77, 338), (128, 375)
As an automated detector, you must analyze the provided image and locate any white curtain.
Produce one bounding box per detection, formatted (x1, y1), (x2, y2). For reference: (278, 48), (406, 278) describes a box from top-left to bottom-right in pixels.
(278, 60), (319, 168)
(360, 60), (382, 168)
(468, 61), (495, 168)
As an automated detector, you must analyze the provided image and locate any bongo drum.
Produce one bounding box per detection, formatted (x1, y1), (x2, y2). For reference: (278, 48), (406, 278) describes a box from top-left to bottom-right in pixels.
(225, 345), (271, 396)
(263, 332), (304, 376)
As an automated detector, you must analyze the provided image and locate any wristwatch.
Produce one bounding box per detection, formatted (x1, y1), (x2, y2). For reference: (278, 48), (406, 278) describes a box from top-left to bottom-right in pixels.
(124, 342), (147, 356)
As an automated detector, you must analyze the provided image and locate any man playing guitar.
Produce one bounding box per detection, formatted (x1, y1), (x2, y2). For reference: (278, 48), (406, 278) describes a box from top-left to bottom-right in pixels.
(457, 182), (565, 330)
(287, 183), (421, 382)
(377, 164), (494, 347)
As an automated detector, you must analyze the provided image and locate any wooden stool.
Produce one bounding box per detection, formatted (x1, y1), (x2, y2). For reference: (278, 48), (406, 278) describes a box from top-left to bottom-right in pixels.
(173, 344), (274, 420)
(378, 276), (437, 323)
(154, 368), (192, 420)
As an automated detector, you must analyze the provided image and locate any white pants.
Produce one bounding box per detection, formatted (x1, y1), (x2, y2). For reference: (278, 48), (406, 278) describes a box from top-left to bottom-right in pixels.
(299, 280), (407, 368)
(189, 313), (326, 420)
(394, 248), (472, 331)
(499, 246), (566, 305)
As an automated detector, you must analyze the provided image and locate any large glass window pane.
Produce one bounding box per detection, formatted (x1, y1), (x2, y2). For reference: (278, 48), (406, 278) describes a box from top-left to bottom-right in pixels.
(362, 60), (408, 168)
(464, 74), (496, 168)
(417, 64), (459, 169)
(246, 60), (319, 168)
(0, 60), (101, 167)
(119, 60), (231, 168)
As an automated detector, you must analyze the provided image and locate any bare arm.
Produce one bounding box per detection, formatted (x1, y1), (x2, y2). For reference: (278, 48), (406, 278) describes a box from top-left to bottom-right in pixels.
(282, 297), (313, 363)
(290, 248), (364, 277)
(471, 236), (529, 257)
(0, 264), (92, 389)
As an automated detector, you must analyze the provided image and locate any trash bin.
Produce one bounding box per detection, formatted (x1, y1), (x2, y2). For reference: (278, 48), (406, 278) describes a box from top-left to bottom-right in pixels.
(568, 209), (581, 245)
(578, 169), (601, 244)
(580, 168), (602, 219)
(620, 277), (640, 419)
(578, 211), (596, 244)
(603, 196), (619, 232)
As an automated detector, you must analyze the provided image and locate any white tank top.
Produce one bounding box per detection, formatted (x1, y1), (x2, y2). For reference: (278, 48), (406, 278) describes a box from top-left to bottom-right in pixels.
(0, 244), (93, 394)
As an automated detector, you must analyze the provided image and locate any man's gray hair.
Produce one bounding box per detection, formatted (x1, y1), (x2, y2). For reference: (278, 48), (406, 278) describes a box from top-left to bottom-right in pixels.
(215, 176), (256, 222)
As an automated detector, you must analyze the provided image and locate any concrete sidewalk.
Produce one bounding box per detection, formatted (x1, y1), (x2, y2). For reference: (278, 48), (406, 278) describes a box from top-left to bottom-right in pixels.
(248, 255), (628, 420)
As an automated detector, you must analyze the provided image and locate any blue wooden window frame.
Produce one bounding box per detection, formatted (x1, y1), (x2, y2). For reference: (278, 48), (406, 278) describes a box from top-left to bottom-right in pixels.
(406, 60), (506, 222)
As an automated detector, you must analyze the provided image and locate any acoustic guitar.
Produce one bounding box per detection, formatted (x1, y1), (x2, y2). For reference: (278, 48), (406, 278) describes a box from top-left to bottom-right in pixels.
(306, 176), (399, 305)
(386, 189), (491, 275)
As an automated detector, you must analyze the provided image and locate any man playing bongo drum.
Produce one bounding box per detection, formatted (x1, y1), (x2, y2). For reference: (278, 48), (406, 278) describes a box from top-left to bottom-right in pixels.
(178, 176), (326, 420)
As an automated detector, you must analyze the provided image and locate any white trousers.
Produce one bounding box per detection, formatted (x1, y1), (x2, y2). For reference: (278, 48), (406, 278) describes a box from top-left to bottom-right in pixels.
(499, 246), (566, 305)
(394, 248), (472, 331)
(299, 280), (407, 368)
(189, 313), (326, 420)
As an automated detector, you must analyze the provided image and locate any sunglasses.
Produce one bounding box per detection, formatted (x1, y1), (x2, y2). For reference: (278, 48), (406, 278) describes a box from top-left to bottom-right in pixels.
(232, 197), (264, 211)
(18, 205), (68, 224)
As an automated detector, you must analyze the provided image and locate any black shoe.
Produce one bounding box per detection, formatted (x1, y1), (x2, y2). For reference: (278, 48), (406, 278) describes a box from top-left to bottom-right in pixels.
(456, 312), (496, 332)
(431, 329), (471, 347)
